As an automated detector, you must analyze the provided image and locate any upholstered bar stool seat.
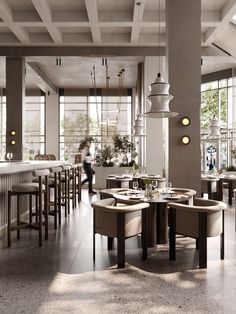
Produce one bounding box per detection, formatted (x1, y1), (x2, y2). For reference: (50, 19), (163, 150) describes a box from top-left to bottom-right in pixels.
(7, 169), (50, 247)
(12, 183), (46, 192)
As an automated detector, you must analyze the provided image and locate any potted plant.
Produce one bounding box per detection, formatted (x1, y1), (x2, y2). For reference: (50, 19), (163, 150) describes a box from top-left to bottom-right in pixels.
(113, 134), (137, 167)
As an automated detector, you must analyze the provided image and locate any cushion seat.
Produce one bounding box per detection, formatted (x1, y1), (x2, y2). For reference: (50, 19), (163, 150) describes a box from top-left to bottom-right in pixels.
(12, 182), (46, 192)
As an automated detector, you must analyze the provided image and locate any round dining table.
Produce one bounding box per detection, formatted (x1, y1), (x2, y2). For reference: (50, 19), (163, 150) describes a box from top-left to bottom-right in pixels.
(113, 189), (191, 247)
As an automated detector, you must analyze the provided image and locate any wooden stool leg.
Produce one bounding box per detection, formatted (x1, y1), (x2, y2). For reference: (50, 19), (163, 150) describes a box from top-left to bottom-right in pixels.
(54, 173), (57, 229)
(7, 191), (12, 247)
(29, 195), (32, 224)
(38, 191), (43, 247)
(17, 195), (20, 239)
(58, 173), (62, 225)
(64, 172), (68, 218)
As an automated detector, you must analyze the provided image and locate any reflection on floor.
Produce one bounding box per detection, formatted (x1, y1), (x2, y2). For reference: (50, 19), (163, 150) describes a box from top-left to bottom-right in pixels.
(0, 190), (236, 313)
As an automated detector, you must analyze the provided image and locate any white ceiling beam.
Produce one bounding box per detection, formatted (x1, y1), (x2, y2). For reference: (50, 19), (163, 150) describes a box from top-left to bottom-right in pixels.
(0, 0), (29, 43)
(27, 62), (57, 94)
(201, 10), (221, 26)
(131, 0), (146, 44)
(204, 0), (236, 45)
(31, 0), (63, 44)
(85, 0), (101, 44)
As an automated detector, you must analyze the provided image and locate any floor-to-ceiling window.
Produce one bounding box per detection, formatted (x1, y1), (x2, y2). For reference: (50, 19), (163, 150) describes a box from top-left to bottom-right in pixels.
(23, 93), (46, 160)
(201, 74), (235, 172)
(59, 89), (132, 161)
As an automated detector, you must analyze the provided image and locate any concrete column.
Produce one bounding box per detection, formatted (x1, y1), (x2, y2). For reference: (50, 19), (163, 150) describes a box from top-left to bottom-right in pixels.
(6, 57), (25, 161)
(144, 56), (166, 175)
(46, 92), (59, 159)
(166, 0), (201, 194)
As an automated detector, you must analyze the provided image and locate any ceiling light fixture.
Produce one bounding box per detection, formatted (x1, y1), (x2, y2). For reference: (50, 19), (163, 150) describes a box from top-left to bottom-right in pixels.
(142, 0), (178, 118)
(208, 116), (221, 138)
(133, 1), (146, 136)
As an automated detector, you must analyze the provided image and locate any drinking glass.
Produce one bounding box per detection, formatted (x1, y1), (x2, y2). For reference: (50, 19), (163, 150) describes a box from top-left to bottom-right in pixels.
(133, 180), (139, 191)
(152, 180), (158, 190)
(167, 181), (172, 192)
(6, 152), (13, 162)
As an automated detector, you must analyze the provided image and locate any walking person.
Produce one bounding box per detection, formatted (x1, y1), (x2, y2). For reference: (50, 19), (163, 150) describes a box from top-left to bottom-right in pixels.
(81, 140), (96, 194)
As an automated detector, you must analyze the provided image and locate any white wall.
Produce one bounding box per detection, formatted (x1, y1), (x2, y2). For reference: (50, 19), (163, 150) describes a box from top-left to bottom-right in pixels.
(144, 56), (167, 176)
(46, 93), (59, 159)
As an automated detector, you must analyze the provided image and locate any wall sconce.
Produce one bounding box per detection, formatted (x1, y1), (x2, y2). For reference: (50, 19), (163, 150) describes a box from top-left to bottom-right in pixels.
(11, 140), (16, 145)
(181, 136), (190, 145)
(11, 130), (16, 135)
(181, 117), (190, 126)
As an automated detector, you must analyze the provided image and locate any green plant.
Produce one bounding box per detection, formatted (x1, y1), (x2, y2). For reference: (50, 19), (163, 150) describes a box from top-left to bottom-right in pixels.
(100, 145), (114, 167)
(113, 134), (137, 166)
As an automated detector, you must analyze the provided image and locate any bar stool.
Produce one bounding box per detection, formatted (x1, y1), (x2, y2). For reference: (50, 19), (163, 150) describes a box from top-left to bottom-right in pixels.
(7, 169), (50, 247)
(48, 166), (63, 229)
(60, 165), (71, 217)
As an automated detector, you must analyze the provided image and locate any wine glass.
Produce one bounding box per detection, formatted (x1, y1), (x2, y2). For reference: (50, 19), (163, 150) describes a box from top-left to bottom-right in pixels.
(6, 152), (13, 162)
(167, 181), (172, 193)
(133, 180), (139, 191)
(152, 180), (158, 190)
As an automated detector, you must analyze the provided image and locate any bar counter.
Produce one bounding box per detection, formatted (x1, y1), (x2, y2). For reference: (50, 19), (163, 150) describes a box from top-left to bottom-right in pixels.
(0, 160), (69, 236)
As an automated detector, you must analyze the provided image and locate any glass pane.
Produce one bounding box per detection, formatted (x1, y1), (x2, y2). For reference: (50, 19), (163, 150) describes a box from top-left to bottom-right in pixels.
(201, 89), (219, 130)
(23, 95), (45, 160)
(219, 79), (227, 88)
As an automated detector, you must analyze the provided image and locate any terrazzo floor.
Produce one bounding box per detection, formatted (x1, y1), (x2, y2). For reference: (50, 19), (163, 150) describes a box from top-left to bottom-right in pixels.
(0, 190), (236, 313)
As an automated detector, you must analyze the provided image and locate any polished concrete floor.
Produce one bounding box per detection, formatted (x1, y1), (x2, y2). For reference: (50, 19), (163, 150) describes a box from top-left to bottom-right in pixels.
(1, 190), (236, 313)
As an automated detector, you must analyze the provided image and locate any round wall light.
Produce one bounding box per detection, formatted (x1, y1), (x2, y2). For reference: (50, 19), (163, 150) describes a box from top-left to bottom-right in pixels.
(181, 117), (191, 126)
(11, 130), (16, 135)
(11, 140), (16, 145)
(181, 136), (190, 145)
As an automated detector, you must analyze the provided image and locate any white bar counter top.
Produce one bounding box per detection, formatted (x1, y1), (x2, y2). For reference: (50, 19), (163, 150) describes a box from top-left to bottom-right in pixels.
(0, 160), (69, 175)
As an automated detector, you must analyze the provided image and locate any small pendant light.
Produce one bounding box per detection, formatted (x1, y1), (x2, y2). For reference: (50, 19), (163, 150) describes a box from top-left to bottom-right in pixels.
(133, 114), (146, 137)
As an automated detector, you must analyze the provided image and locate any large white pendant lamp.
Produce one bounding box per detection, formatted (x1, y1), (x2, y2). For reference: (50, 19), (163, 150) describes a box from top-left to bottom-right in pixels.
(143, 72), (178, 118)
(142, 0), (178, 119)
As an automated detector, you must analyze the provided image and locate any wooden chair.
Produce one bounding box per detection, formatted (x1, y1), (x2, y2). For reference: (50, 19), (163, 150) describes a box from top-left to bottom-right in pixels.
(91, 198), (149, 268)
(34, 154), (42, 160)
(41, 154), (49, 160)
(168, 198), (227, 268)
(48, 154), (56, 160)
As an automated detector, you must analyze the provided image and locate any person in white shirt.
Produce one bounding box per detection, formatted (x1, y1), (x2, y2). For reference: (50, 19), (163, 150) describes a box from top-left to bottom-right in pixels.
(81, 140), (96, 194)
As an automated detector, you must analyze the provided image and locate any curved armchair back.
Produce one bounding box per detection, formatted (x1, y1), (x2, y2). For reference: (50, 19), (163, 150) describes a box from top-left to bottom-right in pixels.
(168, 197), (227, 268)
(91, 198), (150, 268)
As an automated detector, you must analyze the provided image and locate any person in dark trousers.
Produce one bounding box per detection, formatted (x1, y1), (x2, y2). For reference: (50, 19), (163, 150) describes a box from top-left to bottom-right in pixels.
(81, 140), (96, 194)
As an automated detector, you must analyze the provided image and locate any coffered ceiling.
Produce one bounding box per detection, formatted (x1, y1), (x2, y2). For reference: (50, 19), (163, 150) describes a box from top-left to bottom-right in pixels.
(0, 0), (234, 46)
(0, 0), (236, 90)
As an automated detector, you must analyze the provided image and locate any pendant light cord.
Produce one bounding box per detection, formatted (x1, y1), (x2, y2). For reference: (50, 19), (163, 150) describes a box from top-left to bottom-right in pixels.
(158, 0), (161, 74)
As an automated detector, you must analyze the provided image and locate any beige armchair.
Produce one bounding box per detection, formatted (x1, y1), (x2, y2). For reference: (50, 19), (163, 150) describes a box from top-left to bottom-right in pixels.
(168, 198), (227, 268)
(91, 198), (150, 268)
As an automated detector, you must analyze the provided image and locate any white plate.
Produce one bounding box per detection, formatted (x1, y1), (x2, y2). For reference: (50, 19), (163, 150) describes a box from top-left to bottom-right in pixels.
(164, 195), (182, 200)
(129, 195), (143, 200)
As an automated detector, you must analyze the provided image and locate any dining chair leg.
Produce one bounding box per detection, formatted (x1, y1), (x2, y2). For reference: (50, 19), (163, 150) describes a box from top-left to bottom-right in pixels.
(17, 195), (20, 239)
(199, 212), (207, 268)
(107, 237), (113, 250)
(220, 210), (224, 260)
(7, 191), (11, 247)
(169, 207), (176, 261)
(142, 208), (148, 260)
(29, 195), (32, 224)
(117, 213), (125, 268)
(58, 173), (62, 225)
